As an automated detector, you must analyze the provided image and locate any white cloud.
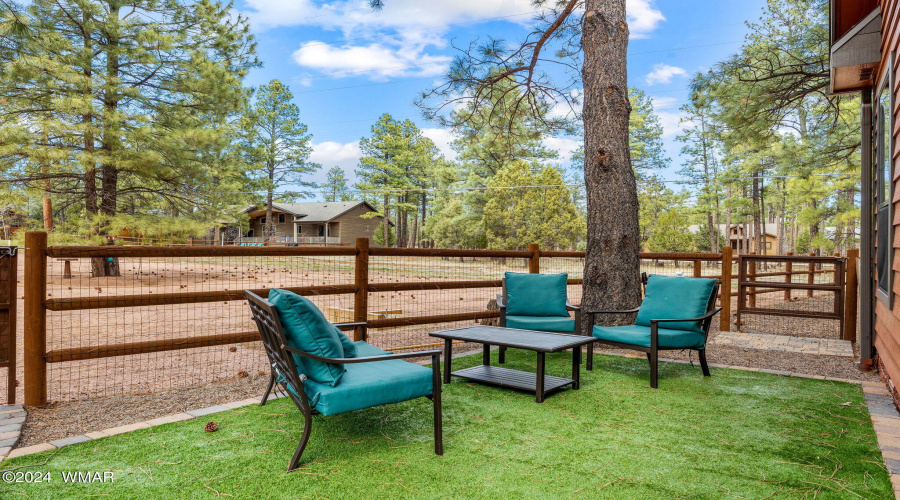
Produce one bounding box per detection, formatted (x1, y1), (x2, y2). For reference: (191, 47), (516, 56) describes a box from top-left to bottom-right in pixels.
(656, 111), (687, 139)
(544, 137), (582, 161)
(310, 141), (362, 173)
(422, 128), (457, 161)
(645, 64), (687, 86)
(649, 96), (679, 111)
(627, 0), (665, 39)
(292, 42), (452, 79)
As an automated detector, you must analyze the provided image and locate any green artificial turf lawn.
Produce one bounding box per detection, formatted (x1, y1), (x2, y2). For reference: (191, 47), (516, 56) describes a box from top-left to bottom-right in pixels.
(0, 351), (892, 499)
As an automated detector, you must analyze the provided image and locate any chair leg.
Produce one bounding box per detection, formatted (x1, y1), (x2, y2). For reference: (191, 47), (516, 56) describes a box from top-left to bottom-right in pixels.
(586, 344), (593, 371)
(499, 346), (506, 364)
(699, 349), (711, 377)
(432, 358), (444, 456)
(259, 372), (275, 407)
(649, 349), (658, 389)
(287, 409), (313, 472)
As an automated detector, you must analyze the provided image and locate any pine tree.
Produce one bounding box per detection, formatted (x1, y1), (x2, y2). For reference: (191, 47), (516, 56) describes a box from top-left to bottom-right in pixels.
(322, 167), (352, 202)
(240, 80), (318, 242)
(0, 0), (257, 272)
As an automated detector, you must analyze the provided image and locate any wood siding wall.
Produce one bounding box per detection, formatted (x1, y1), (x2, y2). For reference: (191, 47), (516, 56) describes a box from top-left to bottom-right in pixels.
(246, 205), (382, 244)
(332, 204), (381, 244)
(875, 0), (900, 390)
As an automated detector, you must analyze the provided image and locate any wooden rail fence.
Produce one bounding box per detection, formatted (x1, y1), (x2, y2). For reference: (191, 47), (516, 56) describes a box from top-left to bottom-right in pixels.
(20, 231), (860, 406)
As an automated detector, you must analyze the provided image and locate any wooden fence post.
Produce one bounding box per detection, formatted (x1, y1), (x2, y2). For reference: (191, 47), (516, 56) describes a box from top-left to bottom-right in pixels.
(24, 232), (48, 407)
(784, 252), (793, 302)
(807, 252), (815, 298)
(693, 252), (702, 278)
(845, 249), (859, 342)
(354, 238), (369, 342)
(720, 246), (733, 332)
(748, 252), (757, 308)
(528, 244), (540, 273)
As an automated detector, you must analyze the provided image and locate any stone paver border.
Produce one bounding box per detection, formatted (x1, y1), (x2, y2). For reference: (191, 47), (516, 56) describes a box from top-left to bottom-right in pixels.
(712, 331), (854, 357)
(1, 350), (896, 499)
(0, 405), (25, 462)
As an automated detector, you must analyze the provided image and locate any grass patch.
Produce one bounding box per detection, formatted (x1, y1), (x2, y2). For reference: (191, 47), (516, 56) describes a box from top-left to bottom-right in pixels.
(1, 351), (890, 499)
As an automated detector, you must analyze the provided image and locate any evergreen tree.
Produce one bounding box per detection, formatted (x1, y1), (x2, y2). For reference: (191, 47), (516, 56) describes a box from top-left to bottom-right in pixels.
(0, 0), (257, 273)
(482, 161), (583, 250)
(322, 167), (352, 202)
(355, 114), (440, 247)
(241, 80), (317, 242)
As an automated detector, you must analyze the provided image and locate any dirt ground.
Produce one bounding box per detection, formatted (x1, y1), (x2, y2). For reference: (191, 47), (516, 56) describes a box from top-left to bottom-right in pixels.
(3, 252), (875, 447)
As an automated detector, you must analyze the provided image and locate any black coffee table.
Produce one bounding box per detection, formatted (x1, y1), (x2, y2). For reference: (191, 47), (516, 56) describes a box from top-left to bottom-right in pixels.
(428, 326), (596, 403)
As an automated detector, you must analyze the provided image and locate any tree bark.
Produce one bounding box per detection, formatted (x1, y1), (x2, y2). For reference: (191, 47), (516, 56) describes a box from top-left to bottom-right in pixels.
(382, 193), (390, 247)
(581, 1), (641, 331)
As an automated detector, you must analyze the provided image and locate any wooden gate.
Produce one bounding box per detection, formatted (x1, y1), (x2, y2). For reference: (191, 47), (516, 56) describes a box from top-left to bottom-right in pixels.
(0, 246), (16, 404)
(735, 254), (851, 340)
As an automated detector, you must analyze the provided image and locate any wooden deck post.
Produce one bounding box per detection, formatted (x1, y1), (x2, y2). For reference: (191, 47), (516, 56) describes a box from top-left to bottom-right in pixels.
(784, 252), (793, 302)
(24, 232), (48, 407)
(844, 249), (858, 342)
(693, 252), (702, 278)
(807, 252), (815, 298)
(0, 246), (17, 404)
(353, 238), (369, 342)
(720, 246), (733, 332)
(528, 244), (540, 273)
(748, 252), (757, 308)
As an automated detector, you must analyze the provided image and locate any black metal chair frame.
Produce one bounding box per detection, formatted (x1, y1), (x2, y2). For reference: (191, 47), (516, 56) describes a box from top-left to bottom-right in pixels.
(496, 277), (581, 364)
(585, 282), (722, 389)
(246, 291), (443, 472)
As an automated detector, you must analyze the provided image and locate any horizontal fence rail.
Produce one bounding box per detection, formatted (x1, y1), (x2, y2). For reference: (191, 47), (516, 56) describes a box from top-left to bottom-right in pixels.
(19, 231), (859, 405)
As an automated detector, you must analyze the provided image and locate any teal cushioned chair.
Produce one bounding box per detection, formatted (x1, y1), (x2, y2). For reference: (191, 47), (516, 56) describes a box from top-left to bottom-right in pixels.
(586, 274), (722, 388)
(496, 272), (580, 364)
(246, 291), (443, 472)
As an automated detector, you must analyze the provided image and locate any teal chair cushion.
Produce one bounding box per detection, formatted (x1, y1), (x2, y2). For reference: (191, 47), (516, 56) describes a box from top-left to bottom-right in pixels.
(334, 326), (357, 358)
(300, 341), (432, 416)
(592, 324), (706, 349)
(268, 289), (346, 387)
(352, 340), (389, 357)
(506, 315), (575, 333)
(634, 275), (717, 333)
(505, 272), (569, 317)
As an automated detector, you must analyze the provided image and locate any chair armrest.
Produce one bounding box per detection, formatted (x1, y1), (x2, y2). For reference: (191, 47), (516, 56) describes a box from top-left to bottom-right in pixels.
(587, 308), (640, 315)
(282, 345), (442, 364)
(566, 301), (580, 311)
(648, 307), (722, 324)
(333, 321), (367, 330)
(496, 294), (505, 309)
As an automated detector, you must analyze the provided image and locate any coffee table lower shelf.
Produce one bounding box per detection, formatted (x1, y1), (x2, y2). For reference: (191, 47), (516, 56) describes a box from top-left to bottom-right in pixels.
(451, 365), (574, 394)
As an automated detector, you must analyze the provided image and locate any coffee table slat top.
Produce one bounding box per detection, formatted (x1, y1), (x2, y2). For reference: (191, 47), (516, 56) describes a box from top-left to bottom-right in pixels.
(429, 326), (593, 352)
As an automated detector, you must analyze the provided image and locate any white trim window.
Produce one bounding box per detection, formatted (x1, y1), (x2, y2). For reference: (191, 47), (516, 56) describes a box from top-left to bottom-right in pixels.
(877, 53), (894, 307)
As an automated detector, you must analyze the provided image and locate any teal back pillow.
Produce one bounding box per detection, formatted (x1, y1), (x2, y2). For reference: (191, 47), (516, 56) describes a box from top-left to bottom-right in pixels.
(505, 272), (569, 317)
(333, 325), (357, 358)
(634, 275), (716, 333)
(268, 289), (346, 386)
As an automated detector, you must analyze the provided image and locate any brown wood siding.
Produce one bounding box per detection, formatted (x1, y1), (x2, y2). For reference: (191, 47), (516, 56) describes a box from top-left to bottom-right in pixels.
(247, 212), (293, 238)
(332, 204), (381, 244)
(875, 0), (900, 391)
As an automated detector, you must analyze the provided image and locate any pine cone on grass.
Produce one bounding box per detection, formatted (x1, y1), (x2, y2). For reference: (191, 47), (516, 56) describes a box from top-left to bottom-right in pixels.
(204, 421), (218, 433)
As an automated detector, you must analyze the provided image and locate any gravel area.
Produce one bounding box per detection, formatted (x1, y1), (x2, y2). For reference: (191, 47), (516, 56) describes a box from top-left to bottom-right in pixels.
(17, 373), (269, 447)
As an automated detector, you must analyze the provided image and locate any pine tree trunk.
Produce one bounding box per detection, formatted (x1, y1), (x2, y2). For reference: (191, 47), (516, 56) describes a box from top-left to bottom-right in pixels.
(581, 0), (641, 331)
(383, 193), (390, 247)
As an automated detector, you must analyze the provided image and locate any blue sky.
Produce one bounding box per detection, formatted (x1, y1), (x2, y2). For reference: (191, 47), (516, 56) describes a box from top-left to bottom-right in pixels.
(234, 0), (768, 193)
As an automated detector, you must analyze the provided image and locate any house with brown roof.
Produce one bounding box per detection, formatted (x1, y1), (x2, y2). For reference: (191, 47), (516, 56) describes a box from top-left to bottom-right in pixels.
(241, 201), (383, 245)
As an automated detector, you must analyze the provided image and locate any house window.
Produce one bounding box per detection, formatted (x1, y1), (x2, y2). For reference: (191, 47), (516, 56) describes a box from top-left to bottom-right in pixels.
(765, 242), (772, 250)
(297, 225), (302, 234)
(279, 214), (285, 223)
(877, 54), (895, 307)
(260, 217), (266, 224)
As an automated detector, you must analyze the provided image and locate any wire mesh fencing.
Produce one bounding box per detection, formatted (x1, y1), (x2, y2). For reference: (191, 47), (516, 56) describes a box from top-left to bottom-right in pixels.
(22, 235), (858, 405)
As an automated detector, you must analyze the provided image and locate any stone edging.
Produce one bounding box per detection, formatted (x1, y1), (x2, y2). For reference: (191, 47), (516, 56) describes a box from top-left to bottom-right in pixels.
(0, 405), (25, 462)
